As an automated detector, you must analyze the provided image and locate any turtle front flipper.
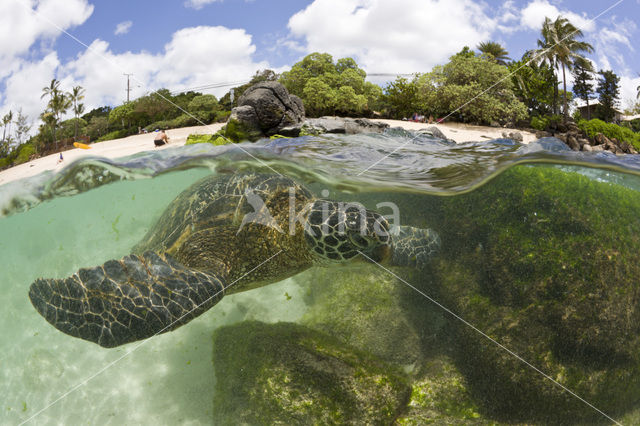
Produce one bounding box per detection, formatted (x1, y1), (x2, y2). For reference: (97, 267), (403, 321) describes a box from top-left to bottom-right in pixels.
(390, 226), (441, 268)
(28, 252), (227, 348)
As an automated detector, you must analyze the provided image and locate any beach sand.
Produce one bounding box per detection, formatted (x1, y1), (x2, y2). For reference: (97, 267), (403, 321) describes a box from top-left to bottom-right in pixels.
(0, 120), (536, 187)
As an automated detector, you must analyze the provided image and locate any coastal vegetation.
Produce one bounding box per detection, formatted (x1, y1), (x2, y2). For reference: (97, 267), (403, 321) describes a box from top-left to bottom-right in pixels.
(0, 14), (639, 170)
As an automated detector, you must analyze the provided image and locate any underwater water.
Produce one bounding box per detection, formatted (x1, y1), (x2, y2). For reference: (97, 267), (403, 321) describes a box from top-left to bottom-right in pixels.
(2, 130), (640, 424)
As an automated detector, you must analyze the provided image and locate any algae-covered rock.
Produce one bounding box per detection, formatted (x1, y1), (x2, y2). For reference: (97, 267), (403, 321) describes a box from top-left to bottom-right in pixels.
(299, 266), (445, 368)
(223, 107), (264, 142)
(224, 81), (305, 142)
(397, 356), (496, 425)
(211, 321), (411, 425)
(185, 133), (231, 146)
(420, 165), (640, 423)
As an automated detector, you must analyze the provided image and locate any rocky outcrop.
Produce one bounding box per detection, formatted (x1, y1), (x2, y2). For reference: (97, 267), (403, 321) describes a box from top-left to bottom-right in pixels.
(211, 321), (411, 425)
(300, 116), (389, 136)
(419, 126), (451, 141)
(416, 166), (640, 423)
(501, 131), (523, 142)
(537, 120), (638, 154)
(223, 81), (305, 141)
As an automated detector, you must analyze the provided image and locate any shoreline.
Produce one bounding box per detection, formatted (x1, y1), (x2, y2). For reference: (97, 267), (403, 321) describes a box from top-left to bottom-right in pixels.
(0, 119), (537, 187)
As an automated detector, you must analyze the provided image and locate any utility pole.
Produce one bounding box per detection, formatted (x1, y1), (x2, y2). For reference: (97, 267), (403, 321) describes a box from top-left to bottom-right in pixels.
(124, 73), (133, 103)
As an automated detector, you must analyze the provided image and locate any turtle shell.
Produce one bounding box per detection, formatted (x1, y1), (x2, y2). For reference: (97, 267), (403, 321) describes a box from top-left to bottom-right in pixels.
(133, 173), (317, 292)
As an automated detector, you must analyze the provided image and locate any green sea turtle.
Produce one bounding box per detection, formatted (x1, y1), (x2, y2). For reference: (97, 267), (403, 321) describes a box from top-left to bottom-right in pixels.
(28, 173), (440, 348)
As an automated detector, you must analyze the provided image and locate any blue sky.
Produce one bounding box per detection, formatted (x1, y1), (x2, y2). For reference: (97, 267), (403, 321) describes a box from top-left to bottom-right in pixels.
(0, 0), (638, 125)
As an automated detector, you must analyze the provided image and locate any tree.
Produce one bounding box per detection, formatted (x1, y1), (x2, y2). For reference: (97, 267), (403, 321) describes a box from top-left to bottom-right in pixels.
(49, 91), (72, 148)
(41, 79), (71, 149)
(41, 79), (61, 104)
(2, 110), (13, 144)
(383, 77), (418, 119)
(412, 53), (527, 125)
(596, 69), (621, 122)
(572, 59), (595, 120)
(477, 41), (511, 65)
(69, 85), (85, 140)
(302, 78), (336, 116)
(187, 94), (220, 123)
(335, 86), (367, 116)
(510, 52), (556, 117)
(13, 109), (31, 146)
(279, 53), (377, 117)
(532, 16), (593, 120)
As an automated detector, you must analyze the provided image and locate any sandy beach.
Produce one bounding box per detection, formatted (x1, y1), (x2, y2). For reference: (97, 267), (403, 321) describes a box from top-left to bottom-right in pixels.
(0, 120), (536, 187)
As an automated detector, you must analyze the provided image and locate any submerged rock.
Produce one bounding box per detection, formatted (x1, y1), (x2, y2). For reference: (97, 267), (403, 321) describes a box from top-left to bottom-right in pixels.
(397, 356), (494, 425)
(418, 165), (640, 423)
(299, 266), (444, 367)
(211, 321), (411, 425)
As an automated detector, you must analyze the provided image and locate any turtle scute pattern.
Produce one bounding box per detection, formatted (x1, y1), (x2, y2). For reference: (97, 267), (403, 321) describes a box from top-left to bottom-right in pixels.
(29, 251), (225, 348)
(303, 199), (391, 262)
(390, 226), (441, 268)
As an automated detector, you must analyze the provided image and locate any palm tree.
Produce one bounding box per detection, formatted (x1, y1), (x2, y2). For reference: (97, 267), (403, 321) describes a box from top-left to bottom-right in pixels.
(41, 79), (62, 148)
(46, 90), (71, 150)
(532, 16), (593, 120)
(69, 85), (85, 140)
(41, 79), (61, 103)
(477, 41), (511, 66)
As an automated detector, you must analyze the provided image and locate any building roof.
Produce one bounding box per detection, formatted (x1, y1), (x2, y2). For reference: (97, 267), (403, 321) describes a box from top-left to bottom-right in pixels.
(575, 99), (623, 114)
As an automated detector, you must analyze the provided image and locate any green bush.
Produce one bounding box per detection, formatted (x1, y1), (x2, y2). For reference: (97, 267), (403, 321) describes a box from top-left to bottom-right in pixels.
(0, 156), (11, 169)
(530, 116), (547, 130)
(529, 114), (563, 131)
(96, 128), (138, 142)
(15, 144), (35, 165)
(214, 110), (231, 122)
(577, 119), (640, 150)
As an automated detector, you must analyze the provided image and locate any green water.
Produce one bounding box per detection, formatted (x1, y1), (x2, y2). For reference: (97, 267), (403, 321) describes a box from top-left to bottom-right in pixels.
(3, 133), (640, 424)
(0, 168), (309, 424)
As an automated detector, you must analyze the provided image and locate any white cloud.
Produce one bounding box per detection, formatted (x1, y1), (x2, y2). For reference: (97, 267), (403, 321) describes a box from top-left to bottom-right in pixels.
(0, 26), (271, 125)
(286, 0), (495, 74)
(520, 0), (595, 32)
(114, 21), (133, 36)
(184, 0), (223, 10)
(1, 53), (60, 122)
(619, 74), (640, 110)
(0, 0), (93, 64)
(592, 17), (635, 74)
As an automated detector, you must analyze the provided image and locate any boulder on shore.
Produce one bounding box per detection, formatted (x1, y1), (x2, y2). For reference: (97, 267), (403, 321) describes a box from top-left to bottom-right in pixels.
(223, 81), (305, 141)
(300, 116), (389, 136)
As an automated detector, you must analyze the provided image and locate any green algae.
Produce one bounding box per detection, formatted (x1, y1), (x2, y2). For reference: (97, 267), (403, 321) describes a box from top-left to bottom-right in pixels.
(299, 266), (439, 367)
(413, 165), (640, 423)
(211, 321), (411, 425)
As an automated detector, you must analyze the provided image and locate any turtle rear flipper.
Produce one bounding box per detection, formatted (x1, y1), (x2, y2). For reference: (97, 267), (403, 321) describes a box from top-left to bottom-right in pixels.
(28, 252), (227, 348)
(390, 226), (441, 269)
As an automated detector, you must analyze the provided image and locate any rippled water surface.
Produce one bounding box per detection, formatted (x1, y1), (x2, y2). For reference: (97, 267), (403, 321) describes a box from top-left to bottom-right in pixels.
(2, 130), (640, 424)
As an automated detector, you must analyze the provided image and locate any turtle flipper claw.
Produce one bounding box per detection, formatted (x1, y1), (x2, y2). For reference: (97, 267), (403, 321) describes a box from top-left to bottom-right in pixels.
(29, 252), (226, 348)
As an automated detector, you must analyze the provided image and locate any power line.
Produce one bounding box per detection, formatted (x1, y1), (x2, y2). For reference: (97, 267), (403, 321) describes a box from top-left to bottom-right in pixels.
(367, 72), (415, 77)
(170, 79), (252, 95)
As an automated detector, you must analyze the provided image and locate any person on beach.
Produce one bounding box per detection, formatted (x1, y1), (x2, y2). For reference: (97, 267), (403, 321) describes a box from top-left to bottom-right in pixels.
(154, 129), (169, 147)
(56, 152), (64, 164)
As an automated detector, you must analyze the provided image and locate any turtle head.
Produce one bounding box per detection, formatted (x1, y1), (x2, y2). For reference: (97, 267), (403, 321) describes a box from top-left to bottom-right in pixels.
(303, 200), (392, 263)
